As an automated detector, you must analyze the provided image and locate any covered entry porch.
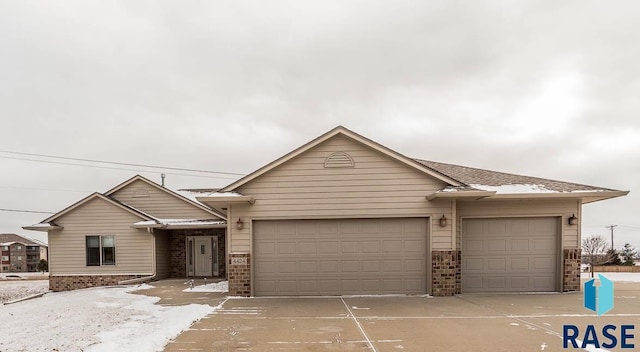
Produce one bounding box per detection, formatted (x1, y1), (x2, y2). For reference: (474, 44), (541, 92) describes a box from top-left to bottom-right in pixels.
(169, 229), (226, 278)
(133, 219), (228, 280)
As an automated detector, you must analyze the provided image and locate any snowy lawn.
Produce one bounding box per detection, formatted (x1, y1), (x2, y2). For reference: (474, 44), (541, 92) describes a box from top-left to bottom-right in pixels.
(183, 280), (228, 292)
(0, 283), (216, 352)
(581, 272), (640, 282)
(0, 280), (49, 303)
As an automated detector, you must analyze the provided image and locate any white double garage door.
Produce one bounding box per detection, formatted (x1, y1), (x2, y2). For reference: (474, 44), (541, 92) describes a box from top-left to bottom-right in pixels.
(253, 217), (558, 296)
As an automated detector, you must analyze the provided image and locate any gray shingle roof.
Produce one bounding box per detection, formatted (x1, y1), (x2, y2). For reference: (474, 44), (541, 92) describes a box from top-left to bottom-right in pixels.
(413, 159), (618, 193)
(0, 233), (40, 246)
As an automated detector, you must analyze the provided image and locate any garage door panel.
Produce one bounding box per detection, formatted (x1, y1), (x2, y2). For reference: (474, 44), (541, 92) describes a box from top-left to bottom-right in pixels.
(511, 239), (530, 251)
(464, 258), (484, 271)
(488, 239), (507, 252)
(534, 239), (554, 251)
(383, 260), (402, 272)
(487, 277), (506, 289)
(511, 277), (529, 288)
(278, 242), (296, 254)
(488, 221), (508, 234)
(299, 261), (318, 273)
(404, 259), (425, 272)
(510, 257), (530, 270)
(511, 221), (530, 234)
(319, 241), (338, 254)
(341, 261), (359, 272)
(362, 241), (381, 253)
(487, 258), (506, 271)
(298, 242), (317, 254)
(362, 260), (381, 272)
(405, 240), (425, 252)
(464, 239), (483, 252)
(383, 240), (402, 253)
(254, 218), (427, 296)
(319, 262), (338, 273)
(533, 257), (554, 270)
(462, 217), (558, 293)
(341, 241), (359, 253)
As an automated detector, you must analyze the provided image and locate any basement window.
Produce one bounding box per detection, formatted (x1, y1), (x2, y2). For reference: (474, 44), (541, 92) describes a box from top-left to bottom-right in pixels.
(86, 235), (116, 266)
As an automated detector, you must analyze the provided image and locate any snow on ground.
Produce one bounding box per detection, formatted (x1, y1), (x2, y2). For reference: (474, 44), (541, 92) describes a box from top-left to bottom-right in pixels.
(0, 283), (215, 352)
(581, 272), (640, 282)
(0, 280), (49, 303)
(183, 280), (228, 292)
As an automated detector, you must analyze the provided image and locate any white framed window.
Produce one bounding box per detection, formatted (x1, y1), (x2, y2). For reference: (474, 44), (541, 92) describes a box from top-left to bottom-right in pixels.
(1, 256), (8, 261)
(86, 235), (116, 266)
(1, 246), (8, 251)
(17, 256), (22, 260)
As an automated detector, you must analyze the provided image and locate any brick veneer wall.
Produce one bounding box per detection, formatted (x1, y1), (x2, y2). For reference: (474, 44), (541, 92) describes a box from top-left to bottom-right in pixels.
(170, 229), (226, 278)
(50, 275), (143, 291)
(228, 253), (251, 296)
(563, 248), (581, 292)
(432, 250), (461, 296)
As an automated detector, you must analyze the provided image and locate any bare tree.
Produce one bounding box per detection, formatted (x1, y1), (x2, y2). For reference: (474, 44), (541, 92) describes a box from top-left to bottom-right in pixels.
(582, 235), (612, 277)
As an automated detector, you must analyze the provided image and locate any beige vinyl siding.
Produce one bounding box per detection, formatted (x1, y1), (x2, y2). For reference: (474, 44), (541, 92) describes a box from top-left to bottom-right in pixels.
(154, 230), (171, 279)
(49, 197), (153, 275)
(110, 179), (213, 219)
(231, 135), (452, 252)
(457, 199), (580, 249)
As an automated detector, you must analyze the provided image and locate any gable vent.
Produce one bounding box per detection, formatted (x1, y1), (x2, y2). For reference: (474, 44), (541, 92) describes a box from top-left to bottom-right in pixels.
(132, 188), (150, 198)
(324, 152), (355, 168)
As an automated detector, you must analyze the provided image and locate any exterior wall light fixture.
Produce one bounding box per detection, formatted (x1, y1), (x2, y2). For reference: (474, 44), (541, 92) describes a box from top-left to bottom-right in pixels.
(236, 218), (244, 230)
(439, 215), (448, 227)
(568, 214), (578, 225)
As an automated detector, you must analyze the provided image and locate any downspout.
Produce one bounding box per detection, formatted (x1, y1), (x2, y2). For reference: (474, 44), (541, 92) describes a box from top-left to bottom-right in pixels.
(118, 227), (157, 285)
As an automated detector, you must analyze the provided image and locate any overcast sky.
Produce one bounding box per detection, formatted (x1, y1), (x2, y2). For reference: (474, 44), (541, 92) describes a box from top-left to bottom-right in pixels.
(1, 1), (638, 248)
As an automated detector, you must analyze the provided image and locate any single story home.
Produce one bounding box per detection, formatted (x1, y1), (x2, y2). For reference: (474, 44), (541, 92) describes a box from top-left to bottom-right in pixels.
(26, 126), (628, 296)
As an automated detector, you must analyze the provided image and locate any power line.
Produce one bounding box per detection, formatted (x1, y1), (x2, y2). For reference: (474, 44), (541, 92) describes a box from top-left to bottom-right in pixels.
(0, 149), (245, 176)
(0, 208), (54, 214)
(0, 155), (238, 180)
(0, 186), (91, 193)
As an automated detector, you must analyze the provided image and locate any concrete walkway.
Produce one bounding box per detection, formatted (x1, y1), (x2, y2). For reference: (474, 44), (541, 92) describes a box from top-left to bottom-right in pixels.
(137, 279), (640, 351)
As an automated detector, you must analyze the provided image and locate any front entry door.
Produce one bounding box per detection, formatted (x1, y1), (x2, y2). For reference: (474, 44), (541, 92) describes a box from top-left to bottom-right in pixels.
(194, 237), (213, 277)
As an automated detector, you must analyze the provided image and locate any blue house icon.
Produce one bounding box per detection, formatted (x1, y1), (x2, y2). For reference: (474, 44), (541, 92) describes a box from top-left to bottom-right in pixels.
(584, 274), (614, 316)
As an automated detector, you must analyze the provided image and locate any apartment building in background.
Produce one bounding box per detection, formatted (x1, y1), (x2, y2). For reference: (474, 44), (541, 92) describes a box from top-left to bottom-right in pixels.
(0, 233), (48, 272)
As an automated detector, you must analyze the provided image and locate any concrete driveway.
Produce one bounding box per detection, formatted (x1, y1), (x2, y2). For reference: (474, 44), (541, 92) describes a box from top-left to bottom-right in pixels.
(162, 281), (640, 352)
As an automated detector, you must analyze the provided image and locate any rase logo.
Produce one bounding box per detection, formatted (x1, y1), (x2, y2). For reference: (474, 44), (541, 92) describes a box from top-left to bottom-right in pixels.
(584, 274), (614, 316)
(563, 274), (635, 349)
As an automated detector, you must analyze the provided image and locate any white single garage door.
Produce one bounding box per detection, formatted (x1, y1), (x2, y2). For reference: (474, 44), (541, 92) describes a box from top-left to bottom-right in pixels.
(462, 217), (558, 293)
(253, 218), (427, 296)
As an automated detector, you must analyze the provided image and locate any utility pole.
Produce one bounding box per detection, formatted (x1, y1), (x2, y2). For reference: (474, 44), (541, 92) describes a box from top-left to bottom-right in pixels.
(606, 225), (617, 250)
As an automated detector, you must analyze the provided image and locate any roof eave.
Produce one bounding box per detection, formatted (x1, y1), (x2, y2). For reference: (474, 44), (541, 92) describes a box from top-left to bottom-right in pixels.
(196, 195), (255, 205)
(486, 190), (629, 203)
(131, 222), (227, 230)
(426, 191), (496, 201)
(22, 224), (63, 232)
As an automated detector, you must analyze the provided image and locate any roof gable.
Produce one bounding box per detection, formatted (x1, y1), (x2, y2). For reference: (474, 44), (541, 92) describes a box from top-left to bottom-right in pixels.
(40, 192), (153, 224)
(220, 126), (462, 192)
(105, 175), (225, 219)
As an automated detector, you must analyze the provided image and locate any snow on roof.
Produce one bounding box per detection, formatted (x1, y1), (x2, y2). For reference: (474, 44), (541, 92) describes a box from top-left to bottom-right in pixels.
(469, 184), (556, 194)
(133, 219), (227, 228)
(174, 189), (243, 203)
(415, 159), (620, 193)
(469, 183), (615, 194)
